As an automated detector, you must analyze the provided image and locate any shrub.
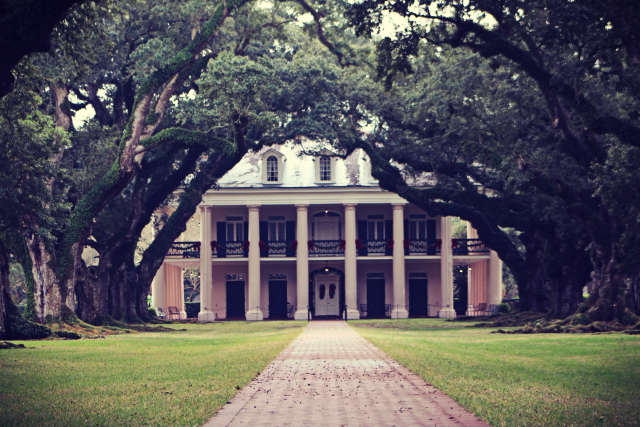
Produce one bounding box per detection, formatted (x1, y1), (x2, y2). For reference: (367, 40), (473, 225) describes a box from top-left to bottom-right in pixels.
(619, 309), (640, 326)
(6, 302), (51, 340)
(148, 308), (158, 317)
(497, 303), (511, 313)
(56, 331), (81, 340)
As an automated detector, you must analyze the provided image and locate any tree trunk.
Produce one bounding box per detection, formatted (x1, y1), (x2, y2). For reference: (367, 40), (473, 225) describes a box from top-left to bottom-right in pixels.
(518, 229), (550, 312)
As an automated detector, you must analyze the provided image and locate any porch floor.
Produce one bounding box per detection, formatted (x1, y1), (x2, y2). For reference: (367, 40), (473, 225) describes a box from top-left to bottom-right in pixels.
(204, 321), (489, 427)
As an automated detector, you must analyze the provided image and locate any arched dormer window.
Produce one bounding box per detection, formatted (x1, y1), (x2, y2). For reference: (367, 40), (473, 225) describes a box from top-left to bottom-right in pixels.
(261, 149), (284, 184)
(315, 149), (336, 184)
(266, 156), (278, 182)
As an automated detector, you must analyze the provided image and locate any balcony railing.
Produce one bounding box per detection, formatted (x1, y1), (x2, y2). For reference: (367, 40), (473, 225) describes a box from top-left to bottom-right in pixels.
(452, 238), (489, 255)
(261, 241), (297, 257)
(308, 240), (344, 256)
(167, 241), (201, 258)
(406, 239), (441, 255)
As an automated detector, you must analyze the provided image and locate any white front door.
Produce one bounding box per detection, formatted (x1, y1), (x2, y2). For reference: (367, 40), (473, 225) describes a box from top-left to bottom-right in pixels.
(315, 276), (339, 316)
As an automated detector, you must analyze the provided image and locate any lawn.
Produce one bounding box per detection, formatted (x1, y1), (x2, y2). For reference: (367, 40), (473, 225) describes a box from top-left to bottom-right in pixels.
(351, 319), (640, 427)
(0, 321), (306, 427)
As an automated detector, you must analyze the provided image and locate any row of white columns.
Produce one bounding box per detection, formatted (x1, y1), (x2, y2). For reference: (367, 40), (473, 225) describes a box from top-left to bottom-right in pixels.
(195, 203), (499, 321)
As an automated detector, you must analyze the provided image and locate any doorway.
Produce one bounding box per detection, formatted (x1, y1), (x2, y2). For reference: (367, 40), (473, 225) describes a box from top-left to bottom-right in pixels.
(226, 279), (245, 318)
(366, 278), (386, 318)
(268, 280), (288, 319)
(409, 277), (429, 317)
(315, 276), (339, 316)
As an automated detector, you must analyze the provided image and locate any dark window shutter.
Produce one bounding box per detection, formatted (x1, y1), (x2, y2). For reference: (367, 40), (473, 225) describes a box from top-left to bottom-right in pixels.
(216, 222), (226, 258)
(243, 221), (249, 256)
(358, 220), (368, 256)
(286, 221), (296, 257)
(260, 221), (268, 257)
(427, 219), (436, 255)
(385, 220), (393, 255)
(403, 220), (409, 255)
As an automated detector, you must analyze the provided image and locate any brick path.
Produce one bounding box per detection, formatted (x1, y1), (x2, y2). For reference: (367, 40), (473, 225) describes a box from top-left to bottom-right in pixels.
(204, 321), (490, 427)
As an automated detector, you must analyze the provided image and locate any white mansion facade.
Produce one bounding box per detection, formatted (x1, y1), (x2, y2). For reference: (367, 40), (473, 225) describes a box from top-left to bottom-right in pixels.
(151, 143), (503, 321)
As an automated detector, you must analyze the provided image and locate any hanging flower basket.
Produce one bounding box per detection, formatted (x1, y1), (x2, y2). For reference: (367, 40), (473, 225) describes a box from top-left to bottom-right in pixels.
(355, 239), (363, 249)
(387, 238), (394, 249)
(259, 241), (267, 251)
(307, 240), (315, 251)
(339, 239), (346, 250)
(403, 239), (410, 249)
(211, 240), (218, 251)
(193, 242), (201, 251)
(290, 240), (298, 252)
(242, 240), (250, 251)
(451, 238), (459, 248)
(435, 239), (442, 249)
(329, 283), (336, 299)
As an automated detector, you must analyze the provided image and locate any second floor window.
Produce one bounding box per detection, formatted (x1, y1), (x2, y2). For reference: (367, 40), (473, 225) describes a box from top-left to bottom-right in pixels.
(226, 216), (244, 242)
(367, 214), (384, 240)
(266, 156), (278, 182)
(269, 215), (286, 241)
(319, 156), (332, 181)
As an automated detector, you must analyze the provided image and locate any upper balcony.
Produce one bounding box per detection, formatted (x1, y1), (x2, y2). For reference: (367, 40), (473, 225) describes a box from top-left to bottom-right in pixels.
(166, 238), (489, 259)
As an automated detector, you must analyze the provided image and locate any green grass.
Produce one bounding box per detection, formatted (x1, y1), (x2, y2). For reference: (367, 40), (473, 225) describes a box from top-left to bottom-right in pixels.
(0, 321), (306, 427)
(351, 319), (640, 427)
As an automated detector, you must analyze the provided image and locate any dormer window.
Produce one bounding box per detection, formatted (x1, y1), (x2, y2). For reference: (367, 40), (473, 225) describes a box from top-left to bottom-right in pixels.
(319, 156), (331, 181)
(261, 149), (284, 184)
(266, 156), (279, 182)
(315, 149), (336, 184)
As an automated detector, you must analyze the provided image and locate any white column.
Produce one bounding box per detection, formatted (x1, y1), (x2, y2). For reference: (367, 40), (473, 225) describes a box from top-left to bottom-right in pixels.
(294, 205), (309, 320)
(488, 250), (503, 304)
(344, 204), (360, 319)
(391, 203), (409, 318)
(439, 216), (456, 318)
(151, 263), (166, 311)
(246, 205), (263, 320)
(198, 206), (215, 321)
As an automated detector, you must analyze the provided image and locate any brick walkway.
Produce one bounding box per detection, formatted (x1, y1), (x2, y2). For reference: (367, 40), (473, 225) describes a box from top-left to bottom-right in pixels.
(204, 321), (490, 427)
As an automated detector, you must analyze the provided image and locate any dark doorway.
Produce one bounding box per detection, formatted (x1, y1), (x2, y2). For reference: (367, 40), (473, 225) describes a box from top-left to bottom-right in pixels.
(268, 280), (288, 319)
(226, 280), (245, 318)
(366, 279), (386, 318)
(409, 278), (429, 317)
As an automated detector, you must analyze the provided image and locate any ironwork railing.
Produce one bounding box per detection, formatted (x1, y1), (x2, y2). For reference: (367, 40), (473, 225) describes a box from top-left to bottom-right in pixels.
(452, 238), (489, 255)
(308, 240), (344, 256)
(167, 242), (201, 258)
(407, 239), (441, 255)
(363, 239), (387, 254)
(263, 241), (296, 257)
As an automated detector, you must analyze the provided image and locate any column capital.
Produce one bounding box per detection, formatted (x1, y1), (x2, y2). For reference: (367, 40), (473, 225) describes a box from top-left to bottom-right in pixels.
(247, 204), (261, 211)
(295, 204), (309, 210)
(391, 203), (406, 209)
(343, 203), (357, 210)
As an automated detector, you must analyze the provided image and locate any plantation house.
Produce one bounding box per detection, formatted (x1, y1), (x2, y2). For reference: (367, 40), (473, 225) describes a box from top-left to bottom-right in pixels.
(151, 142), (503, 321)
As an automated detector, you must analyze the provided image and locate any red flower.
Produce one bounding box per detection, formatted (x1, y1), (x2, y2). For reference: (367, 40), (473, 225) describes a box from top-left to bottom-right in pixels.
(307, 240), (314, 251)
(387, 238), (394, 249)
(259, 241), (267, 251)
(451, 238), (459, 248)
(211, 240), (218, 251)
(355, 239), (363, 249)
(290, 240), (298, 251)
(193, 242), (201, 251)
(339, 239), (346, 250)
(242, 240), (250, 251)
(403, 239), (410, 249)
(435, 239), (442, 249)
